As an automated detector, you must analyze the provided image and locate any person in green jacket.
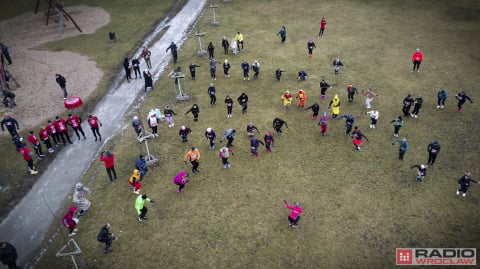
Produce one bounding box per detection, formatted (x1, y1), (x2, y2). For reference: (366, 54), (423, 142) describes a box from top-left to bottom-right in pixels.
(135, 194), (154, 222)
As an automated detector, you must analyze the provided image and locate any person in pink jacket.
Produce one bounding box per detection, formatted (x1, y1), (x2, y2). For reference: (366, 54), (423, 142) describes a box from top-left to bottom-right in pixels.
(284, 200), (303, 228)
(173, 170), (189, 193)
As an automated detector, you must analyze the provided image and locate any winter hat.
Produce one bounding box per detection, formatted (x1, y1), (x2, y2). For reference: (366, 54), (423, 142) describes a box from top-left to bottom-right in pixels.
(206, 127), (212, 133)
(225, 59), (228, 63)
(75, 183), (83, 191)
(141, 194), (147, 200)
(420, 165), (425, 169)
(144, 69), (148, 73)
(191, 146), (196, 150)
(133, 116), (138, 120)
(55, 116), (60, 120)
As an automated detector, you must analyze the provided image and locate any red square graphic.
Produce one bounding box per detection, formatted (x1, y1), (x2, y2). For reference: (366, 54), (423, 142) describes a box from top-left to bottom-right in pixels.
(396, 248), (413, 265)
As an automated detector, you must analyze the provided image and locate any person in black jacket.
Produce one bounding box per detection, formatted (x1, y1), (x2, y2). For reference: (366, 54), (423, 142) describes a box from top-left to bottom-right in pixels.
(179, 125), (192, 142)
(305, 102), (320, 120)
(185, 104), (200, 121)
(320, 79), (332, 99)
(0, 241), (17, 269)
(273, 117), (288, 135)
(189, 61), (200, 80)
(55, 74), (68, 99)
(131, 58), (141, 79)
(123, 58), (132, 82)
(1, 113), (19, 138)
(402, 94), (414, 116)
(456, 172), (479, 197)
(97, 223), (117, 254)
(143, 69), (153, 92)
(166, 42), (178, 64)
(455, 90), (473, 113)
(237, 93), (248, 114)
(225, 95), (234, 118)
(207, 42), (215, 59)
(221, 36), (229, 54)
(427, 140), (440, 166)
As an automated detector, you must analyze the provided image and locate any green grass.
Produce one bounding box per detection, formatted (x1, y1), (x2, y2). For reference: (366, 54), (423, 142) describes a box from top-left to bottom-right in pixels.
(13, 0), (480, 268)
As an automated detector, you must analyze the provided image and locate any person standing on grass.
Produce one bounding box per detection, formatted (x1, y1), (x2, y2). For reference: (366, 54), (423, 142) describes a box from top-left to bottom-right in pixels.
(362, 88), (379, 109)
(410, 164), (427, 182)
(189, 61), (200, 80)
(437, 89), (448, 109)
(184, 146), (200, 174)
(0, 241), (18, 269)
(320, 79), (332, 99)
(319, 17), (327, 37)
(282, 90), (293, 109)
(275, 68), (285, 81)
(246, 122), (260, 137)
(221, 36), (229, 54)
(391, 116), (403, 137)
(252, 60), (260, 79)
(55, 74), (68, 99)
(366, 109), (379, 129)
(61, 206), (78, 236)
(73, 183), (91, 216)
(173, 170), (189, 193)
(307, 37), (316, 58)
(231, 37), (238, 54)
(220, 128), (236, 148)
(66, 114), (86, 140)
(328, 94), (341, 119)
(143, 69), (153, 92)
(411, 48), (423, 72)
(352, 126), (368, 151)
(27, 130), (45, 160)
(87, 114), (102, 142)
(296, 90), (307, 107)
(123, 58), (132, 82)
(264, 131), (274, 152)
(284, 200), (303, 228)
(209, 58), (219, 80)
(141, 46), (152, 69)
(305, 102), (320, 120)
(97, 223), (117, 254)
(235, 32), (244, 51)
(410, 96), (423, 118)
(39, 126), (54, 154)
(19, 143), (38, 174)
(340, 114), (355, 135)
(456, 172), (479, 197)
(223, 59), (231, 78)
(297, 70), (308, 81)
(455, 90), (473, 112)
(208, 83), (217, 106)
(54, 116), (73, 145)
(1, 113), (19, 138)
(132, 116), (143, 137)
(205, 127), (216, 149)
(179, 125), (192, 143)
(346, 84), (358, 103)
(131, 57), (141, 79)
(148, 113), (158, 136)
(241, 60), (250, 80)
(100, 150), (117, 183)
(207, 42), (215, 59)
(166, 41), (178, 64)
(318, 111), (329, 136)
(392, 138), (409, 161)
(273, 117), (288, 135)
(250, 137), (264, 157)
(237, 92), (249, 114)
(135, 194), (154, 222)
(129, 169), (142, 194)
(402, 94), (414, 116)
(164, 105), (177, 128)
(185, 104), (200, 121)
(427, 140), (441, 166)
(225, 95), (234, 118)
(332, 58), (343, 75)
(219, 146), (234, 170)
(277, 26), (286, 43)
(135, 155), (148, 181)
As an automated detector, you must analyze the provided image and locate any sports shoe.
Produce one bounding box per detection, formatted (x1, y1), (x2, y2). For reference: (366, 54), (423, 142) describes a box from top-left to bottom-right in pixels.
(292, 224), (298, 228)
(133, 190), (140, 194)
(73, 229), (78, 232)
(436, 105), (440, 109)
(30, 170), (38, 175)
(462, 193), (466, 197)
(39, 154), (46, 157)
(414, 115), (418, 118)
(69, 232), (77, 237)
(138, 217), (143, 222)
(456, 190), (460, 195)
(440, 105), (444, 109)
(227, 163), (231, 168)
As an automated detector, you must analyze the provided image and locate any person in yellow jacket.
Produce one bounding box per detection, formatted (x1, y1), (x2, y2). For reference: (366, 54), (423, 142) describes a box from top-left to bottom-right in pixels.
(184, 146), (201, 174)
(235, 32), (244, 51)
(282, 90), (293, 109)
(296, 90), (307, 107)
(129, 169), (142, 194)
(328, 94), (341, 118)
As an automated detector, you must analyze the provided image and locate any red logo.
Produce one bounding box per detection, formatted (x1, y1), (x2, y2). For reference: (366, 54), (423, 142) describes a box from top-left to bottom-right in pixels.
(397, 249), (413, 265)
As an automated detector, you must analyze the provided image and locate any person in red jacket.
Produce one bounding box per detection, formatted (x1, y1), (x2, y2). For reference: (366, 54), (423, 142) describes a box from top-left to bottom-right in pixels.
(27, 130), (45, 159)
(19, 144), (38, 174)
(87, 114), (102, 142)
(54, 116), (73, 144)
(61, 206), (79, 236)
(319, 17), (327, 37)
(38, 127), (55, 153)
(66, 114), (86, 140)
(411, 48), (423, 72)
(46, 120), (60, 146)
(100, 150), (117, 183)
(284, 200), (303, 228)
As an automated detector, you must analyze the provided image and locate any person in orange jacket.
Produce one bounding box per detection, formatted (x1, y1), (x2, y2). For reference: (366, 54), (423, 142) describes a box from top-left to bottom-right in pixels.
(184, 146), (201, 174)
(296, 90), (307, 107)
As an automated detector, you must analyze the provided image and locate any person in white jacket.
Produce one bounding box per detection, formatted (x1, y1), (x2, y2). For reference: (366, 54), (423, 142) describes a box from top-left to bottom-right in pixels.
(73, 183), (91, 217)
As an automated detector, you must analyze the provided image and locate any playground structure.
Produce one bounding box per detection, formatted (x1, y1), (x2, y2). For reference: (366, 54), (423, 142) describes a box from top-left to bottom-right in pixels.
(210, 2), (220, 26)
(195, 30), (207, 56)
(34, 0), (83, 34)
(136, 129), (159, 166)
(56, 239), (84, 269)
(169, 69), (189, 101)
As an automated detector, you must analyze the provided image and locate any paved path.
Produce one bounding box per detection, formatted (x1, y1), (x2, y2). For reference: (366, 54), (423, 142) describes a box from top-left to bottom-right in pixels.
(0, 0), (206, 267)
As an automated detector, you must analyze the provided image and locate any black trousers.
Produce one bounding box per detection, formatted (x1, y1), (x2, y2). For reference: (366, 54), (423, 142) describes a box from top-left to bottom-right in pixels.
(428, 153), (438, 164)
(42, 138), (52, 150)
(106, 166), (117, 181)
(191, 160), (199, 171)
(140, 206), (148, 219)
(91, 127), (101, 140)
(210, 95), (216, 105)
(288, 216), (300, 225)
(73, 126), (86, 139)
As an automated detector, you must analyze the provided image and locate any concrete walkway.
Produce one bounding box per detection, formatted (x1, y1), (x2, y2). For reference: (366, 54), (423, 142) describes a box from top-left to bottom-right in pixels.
(0, 0), (207, 267)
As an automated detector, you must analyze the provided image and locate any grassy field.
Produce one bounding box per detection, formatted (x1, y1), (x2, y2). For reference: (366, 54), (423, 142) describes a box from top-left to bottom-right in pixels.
(12, 0), (480, 268)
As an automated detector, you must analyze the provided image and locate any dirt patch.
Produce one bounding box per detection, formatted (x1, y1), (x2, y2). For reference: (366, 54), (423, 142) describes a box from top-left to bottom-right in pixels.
(0, 6), (109, 131)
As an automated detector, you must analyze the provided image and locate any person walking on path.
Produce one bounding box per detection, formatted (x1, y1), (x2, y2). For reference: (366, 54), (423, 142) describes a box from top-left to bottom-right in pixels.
(189, 61), (200, 80)
(252, 60), (260, 79)
(250, 137), (264, 157)
(0, 241), (17, 269)
(1, 113), (19, 138)
(54, 116), (73, 145)
(320, 79), (332, 99)
(237, 92), (249, 114)
(135, 194), (154, 222)
(46, 120), (60, 146)
(366, 109), (379, 129)
(241, 60), (250, 80)
(230, 37), (238, 54)
(307, 37), (316, 58)
(73, 183), (91, 216)
(305, 102), (320, 120)
(427, 140), (441, 166)
(208, 83), (217, 106)
(184, 146), (200, 173)
(141, 46), (152, 69)
(362, 88), (379, 109)
(173, 170), (189, 193)
(224, 95), (234, 118)
(455, 90), (473, 112)
(164, 105), (177, 128)
(147, 113), (158, 136)
(328, 94), (341, 119)
(391, 116), (403, 137)
(264, 131), (274, 152)
(61, 206), (78, 236)
(207, 42), (215, 59)
(332, 58), (343, 75)
(340, 114), (355, 135)
(273, 117), (288, 135)
(87, 114), (102, 142)
(277, 26), (286, 43)
(410, 96), (423, 118)
(209, 58), (220, 80)
(346, 84), (358, 103)
(219, 128), (236, 148)
(135, 155), (148, 181)
(129, 169), (142, 194)
(319, 17), (327, 37)
(275, 68), (285, 81)
(66, 114), (86, 140)
(352, 126), (368, 151)
(296, 90), (307, 107)
(318, 111), (329, 136)
(402, 94), (414, 116)
(185, 104), (200, 121)
(284, 200), (303, 228)
(392, 138), (409, 160)
(131, 57), (141, 79)
(27, 131), (45, 160)
(123, 58), (132, 82)
(219, 146), (234, 170)
(221, 36), (229, 55)
(55, 74), (68, 99)
(410, 164), (427, 182)
(97, 223), (117, 254)
(166, 41), (178, 64)
(0, 43), (13, 65)
(38, 127), (54, 154)
(223, 59), (231, 78)
(143, 69), (153, 92)
(456, 172), (479, 197)
(99, 150), (117, 183)
(179, 125), (192, 143)
(235, 32), (244, 51)
(282, 90), (293, 109)
(411, 48), (423, 72)
(205, 127), (217, 149)
(19, 144), (38, 174)
(437, 89), (448, 109)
